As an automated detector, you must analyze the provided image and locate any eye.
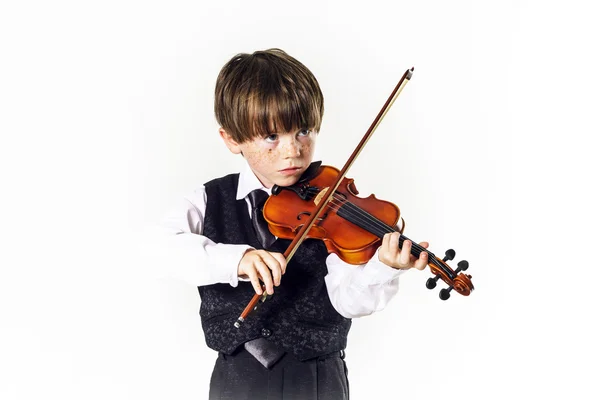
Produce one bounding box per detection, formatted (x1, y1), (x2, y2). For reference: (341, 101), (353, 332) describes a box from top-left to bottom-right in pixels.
(265, 133), (279, 142)
(297, 128), (312, 137)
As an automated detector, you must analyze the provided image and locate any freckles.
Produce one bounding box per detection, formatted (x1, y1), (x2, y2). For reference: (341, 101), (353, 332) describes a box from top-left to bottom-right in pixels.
(252, 148), (276, 165)
(303, 142), (314, 154)
(265, 151), (277, 163)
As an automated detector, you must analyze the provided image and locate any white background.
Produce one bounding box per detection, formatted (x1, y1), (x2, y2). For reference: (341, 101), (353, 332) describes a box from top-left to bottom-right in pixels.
(1, 0), (599, 399)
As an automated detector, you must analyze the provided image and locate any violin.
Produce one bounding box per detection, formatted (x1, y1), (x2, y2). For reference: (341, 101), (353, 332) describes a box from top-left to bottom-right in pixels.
(265, 161), (474, 299)
(234, 67), (474, 328)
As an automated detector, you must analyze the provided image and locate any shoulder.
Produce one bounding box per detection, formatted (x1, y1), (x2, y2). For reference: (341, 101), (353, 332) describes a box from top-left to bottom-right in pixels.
(181, 185), (207, 211)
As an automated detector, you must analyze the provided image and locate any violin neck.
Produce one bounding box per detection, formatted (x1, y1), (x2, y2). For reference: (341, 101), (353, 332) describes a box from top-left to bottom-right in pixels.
(336, 201), (431, 260)
(336, 199), (457, 278)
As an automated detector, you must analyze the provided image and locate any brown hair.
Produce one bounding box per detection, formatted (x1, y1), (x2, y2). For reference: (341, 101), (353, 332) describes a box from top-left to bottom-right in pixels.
(214, 48), (324, 143)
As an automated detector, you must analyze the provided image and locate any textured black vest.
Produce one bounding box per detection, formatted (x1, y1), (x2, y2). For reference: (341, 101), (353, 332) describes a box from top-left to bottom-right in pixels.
(198, 173), (352, 361)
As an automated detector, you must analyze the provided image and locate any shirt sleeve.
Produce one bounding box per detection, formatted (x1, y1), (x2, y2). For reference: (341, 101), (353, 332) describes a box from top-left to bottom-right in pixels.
(147, 186), (252, 287)
(324, 243), (407, 319)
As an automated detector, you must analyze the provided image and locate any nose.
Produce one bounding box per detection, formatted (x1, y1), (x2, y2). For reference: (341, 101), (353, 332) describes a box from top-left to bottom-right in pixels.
(282, 136), (302, 158)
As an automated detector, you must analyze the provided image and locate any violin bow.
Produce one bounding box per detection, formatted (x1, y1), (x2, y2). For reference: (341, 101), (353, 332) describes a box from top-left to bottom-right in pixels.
(235, 68), (414, 328)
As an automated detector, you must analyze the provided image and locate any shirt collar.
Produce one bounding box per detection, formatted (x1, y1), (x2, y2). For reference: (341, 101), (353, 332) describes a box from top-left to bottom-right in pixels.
(237, 163), (270, 200)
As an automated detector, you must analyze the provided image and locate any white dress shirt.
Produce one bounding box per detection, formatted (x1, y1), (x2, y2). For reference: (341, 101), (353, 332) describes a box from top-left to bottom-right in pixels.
(159, 163), (406, 319)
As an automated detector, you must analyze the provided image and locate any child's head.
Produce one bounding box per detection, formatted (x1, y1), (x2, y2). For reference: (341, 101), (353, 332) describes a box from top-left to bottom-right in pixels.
(215, 49), (324, 188)
(215, 48), (323, 143)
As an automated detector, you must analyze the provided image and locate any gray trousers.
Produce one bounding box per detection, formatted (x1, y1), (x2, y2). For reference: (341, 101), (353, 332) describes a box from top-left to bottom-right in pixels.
(209, 348), (349, 400)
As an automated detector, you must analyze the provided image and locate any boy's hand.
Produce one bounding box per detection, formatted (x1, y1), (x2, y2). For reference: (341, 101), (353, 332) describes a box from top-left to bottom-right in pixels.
(238, 249), (287, 295)
(378, 232), (429, 271)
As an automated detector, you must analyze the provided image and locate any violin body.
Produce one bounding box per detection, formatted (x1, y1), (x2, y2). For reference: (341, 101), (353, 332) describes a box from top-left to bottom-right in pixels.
(263, 163), (474, 298)
(264, 165), (401, 265)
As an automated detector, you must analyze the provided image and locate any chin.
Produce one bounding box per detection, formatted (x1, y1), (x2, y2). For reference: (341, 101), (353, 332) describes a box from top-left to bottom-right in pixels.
(273, 175), (301, 187)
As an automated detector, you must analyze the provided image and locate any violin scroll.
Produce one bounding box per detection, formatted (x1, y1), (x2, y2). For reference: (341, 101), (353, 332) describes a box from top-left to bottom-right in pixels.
(426, 250), (474, 300)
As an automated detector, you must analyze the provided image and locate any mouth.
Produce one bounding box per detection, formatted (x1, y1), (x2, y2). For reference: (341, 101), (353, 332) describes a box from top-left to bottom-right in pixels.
(278, 166), (302, 176)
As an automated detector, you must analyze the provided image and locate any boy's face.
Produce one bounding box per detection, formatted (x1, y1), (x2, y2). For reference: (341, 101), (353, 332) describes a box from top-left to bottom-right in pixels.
(220, 128), (317, 188)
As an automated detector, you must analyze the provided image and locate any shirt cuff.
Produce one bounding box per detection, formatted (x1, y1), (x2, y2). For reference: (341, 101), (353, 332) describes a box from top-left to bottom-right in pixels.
(204, 243), (253, 287)
(361, 248), (408, 285)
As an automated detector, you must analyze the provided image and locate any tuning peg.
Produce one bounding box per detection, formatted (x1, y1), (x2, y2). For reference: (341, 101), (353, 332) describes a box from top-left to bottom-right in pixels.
(425, 249), (456, 290)
(439, 286), (453, 300)
(425, 277), (438, 289)
(456, 260), (469, 272)
(444, 249), (456, 262)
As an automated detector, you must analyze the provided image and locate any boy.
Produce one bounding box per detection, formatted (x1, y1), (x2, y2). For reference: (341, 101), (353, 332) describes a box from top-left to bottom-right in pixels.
(161, 49), (429, 400)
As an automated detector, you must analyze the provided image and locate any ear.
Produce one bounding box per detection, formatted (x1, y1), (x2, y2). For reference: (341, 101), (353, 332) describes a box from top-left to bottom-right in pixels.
(219, 128), (242, 155)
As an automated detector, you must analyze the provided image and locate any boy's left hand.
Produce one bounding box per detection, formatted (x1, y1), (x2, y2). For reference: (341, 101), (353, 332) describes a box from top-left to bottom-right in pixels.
(378, 232), (429, 271)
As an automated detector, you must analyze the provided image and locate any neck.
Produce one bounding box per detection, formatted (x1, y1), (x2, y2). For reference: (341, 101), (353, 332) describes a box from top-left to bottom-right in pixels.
(336, 199), (455, 278)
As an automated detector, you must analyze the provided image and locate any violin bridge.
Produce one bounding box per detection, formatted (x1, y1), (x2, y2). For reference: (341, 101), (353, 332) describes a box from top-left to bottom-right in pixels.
(313, 187), (330, 206)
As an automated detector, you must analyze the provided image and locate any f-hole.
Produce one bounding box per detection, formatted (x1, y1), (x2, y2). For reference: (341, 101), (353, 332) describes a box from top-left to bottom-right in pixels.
(297, 211), (328, 226)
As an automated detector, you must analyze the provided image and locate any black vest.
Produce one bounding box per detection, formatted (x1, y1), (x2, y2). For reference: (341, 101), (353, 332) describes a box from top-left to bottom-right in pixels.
(198, 173), (352, 361)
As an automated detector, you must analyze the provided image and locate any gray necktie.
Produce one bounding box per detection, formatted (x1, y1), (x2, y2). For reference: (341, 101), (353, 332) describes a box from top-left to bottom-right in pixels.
(247, 189), (276, 249)
(244, 337), (286, 369)
(243, 189), (285, 368)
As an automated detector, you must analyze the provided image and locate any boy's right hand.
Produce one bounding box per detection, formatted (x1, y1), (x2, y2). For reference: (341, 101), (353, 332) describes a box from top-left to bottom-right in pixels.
(237, 249), (287, 295)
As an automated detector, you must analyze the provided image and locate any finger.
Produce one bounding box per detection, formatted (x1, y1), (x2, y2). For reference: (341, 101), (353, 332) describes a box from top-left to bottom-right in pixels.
(414, 251), (429, 270)
(273, 252), (287, 275)
(411, 242), (429, 269)
(384, 232), (401, 266)
(399, 239), (412, 266)
(389, 232), (401, 258)
(385, 232), (400, 259)
(255, 260), (275, 295)
(407, 242), (429, 263)
(378, 233), (391, 263)
(380, 233), (388, 250)
(245, 268), (263, 295)
(261, 253), (282, 286)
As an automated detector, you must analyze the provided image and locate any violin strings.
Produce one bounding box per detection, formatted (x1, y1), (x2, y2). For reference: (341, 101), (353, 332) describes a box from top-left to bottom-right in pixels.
(305, 189), (393, 236)
(302, 187), (447, 272)
(305, 187), (408, 242)
(305, 187), (404, 239)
